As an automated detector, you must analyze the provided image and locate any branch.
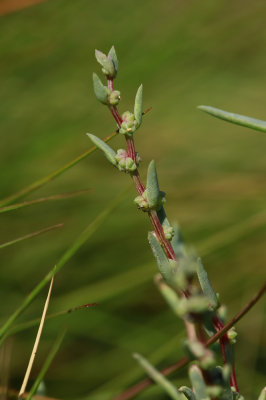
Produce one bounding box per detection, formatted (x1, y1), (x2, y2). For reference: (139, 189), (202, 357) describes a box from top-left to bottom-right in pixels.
(114, 282), (266, 400)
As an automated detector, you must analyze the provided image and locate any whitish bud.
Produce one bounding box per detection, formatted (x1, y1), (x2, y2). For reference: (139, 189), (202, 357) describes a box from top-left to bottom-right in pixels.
(164, 225), (175, 240)
(115, 149), (137, 172)
(108, 90), (121, 106)
(119, 111), (138, 135)
(227, 327), (238, 344)
(134, 192), (149, 211)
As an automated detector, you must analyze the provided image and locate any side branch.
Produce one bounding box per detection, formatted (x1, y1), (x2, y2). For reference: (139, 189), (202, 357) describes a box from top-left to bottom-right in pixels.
(114, 282), (266, 400)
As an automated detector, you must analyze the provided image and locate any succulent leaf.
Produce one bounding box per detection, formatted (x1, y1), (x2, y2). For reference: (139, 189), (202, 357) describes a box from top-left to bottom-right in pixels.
(198, 105), (266, 133)
(108, 46), (118, 75)
(133, 353), (184, 400)
(87, 134), (117, 166)
(189, 365), (210, 400)
(179, 386), (196, 400)
(92, 73), (109, 104)
(134, 84), (143, 127)
(95, 49), (115, 77)
(146, 160), (164, 210)
(196, 258), (219, 310)
(148, 231), (173, 282)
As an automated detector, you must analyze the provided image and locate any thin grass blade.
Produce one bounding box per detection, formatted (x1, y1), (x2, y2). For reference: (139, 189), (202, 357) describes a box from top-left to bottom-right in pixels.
(0, 130), (117, 208)
(0, 189), (91, 214)
(18, 277), (54, 399)
(198, 105), (266, 133)
(0, 223), (63, 250)
(0, 190), (125, 341)
(25, 329), (66, 400)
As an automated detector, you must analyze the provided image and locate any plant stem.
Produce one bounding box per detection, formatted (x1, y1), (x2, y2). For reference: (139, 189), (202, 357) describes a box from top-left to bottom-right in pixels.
(114, 282), (265, 400)
(107, 78), (176, 261)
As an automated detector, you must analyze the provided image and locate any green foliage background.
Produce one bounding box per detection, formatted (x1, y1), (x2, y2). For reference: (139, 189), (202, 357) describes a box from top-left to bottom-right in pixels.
(0, 0), (265, 398)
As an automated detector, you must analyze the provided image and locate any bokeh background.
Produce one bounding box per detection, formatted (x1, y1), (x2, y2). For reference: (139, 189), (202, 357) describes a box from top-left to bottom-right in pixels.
(0, 0), (265, 398)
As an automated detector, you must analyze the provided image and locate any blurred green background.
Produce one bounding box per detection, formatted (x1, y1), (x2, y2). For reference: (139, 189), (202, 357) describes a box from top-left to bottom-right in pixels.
(0, 0), (265, 398)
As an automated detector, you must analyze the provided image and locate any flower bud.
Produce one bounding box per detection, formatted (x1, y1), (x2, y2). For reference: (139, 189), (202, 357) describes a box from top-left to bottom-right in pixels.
(115, 149), (137, 172)
(119, 111), (138, 135)
(108, 90), (121, 106)
(163, 225), (175, 240)
(227, 327), (237, 344)
(134, 192), (149, 211)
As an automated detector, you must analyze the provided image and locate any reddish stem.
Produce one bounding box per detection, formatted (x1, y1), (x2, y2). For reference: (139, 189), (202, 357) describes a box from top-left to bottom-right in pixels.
(106, 75), (238, 390)
(212, 316), (239, 391)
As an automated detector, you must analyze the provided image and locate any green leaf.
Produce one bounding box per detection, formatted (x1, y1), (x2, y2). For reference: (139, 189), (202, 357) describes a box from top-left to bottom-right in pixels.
(196, 258), (219, 310)
(154, 275), (180, 317)
(92, 73), (109, 104)
(134, 84), (143, 127)
(189, 365), (210, 400)
(95, 49), (115, 77)
(179, 386), (196, 400)
(133, 353), (184, 400)
(198, 105), (266, 133)
(148, 231), (173, 282)
(146, 160), (162, 210)
(108, 46), (118, 75)
(87, 133), (117, 166)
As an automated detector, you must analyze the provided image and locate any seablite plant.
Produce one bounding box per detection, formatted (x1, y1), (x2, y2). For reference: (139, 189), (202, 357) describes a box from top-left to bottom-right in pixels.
(89, 46), (265, 399)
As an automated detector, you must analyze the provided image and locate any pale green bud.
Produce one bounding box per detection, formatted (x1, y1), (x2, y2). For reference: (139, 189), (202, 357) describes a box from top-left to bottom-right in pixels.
(134, 192), (149, 211)
(108, 90), (121, 105)
(115, 149), (137, 172)
(164, 225), (175, 240)
(227, 327), (238, 344)
(119, 111), (138, 135)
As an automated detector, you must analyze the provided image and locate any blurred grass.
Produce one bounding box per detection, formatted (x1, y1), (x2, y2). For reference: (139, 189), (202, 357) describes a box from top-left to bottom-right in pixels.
(0, 0), (266, 399)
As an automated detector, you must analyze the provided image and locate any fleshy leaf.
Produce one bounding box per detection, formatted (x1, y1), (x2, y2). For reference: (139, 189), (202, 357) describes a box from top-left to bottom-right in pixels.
(108, 46), (118, 75)
(179, 386), (196, 400)
(146, 160), (162, 210)
(148, 231), (173, 282)
(154, 274), (180, 317)
(189, 365), (210, 400)
(198, 105), (266, 133)
(87, 134), (117, 166)
(134, 84), (143, 127)
(133, 353), (184, 400)
(92, 73), (109, 104)
(95, 49), (115, 77)
(196, 258), (219, 310)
